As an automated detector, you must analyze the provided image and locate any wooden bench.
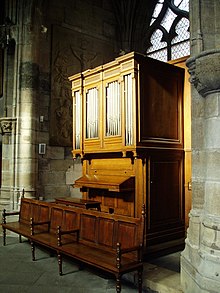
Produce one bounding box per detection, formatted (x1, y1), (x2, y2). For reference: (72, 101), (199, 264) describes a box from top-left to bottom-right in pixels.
(1, 197), (51, 246)
(2, 198), (145, 293)
(56, 206), (145, 293)
(30, 203), (80, 261)
(31, 202), (145, 292)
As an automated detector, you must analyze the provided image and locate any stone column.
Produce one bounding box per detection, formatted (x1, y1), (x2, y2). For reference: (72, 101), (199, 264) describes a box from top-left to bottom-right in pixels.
(181, 49), (220, 293)
(14, 0), (42, 199)
(181, 1), (220, 291)
(0, 118), (18, 210)
(0, 0), (42, 209)
(16, 53), (38, 199)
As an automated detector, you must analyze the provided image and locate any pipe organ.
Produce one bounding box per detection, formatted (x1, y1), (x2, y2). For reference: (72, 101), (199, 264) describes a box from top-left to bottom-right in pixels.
(69, 52), (185, 256)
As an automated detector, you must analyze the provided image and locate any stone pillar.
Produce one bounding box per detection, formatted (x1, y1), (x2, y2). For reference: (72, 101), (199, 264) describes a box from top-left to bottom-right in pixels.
(0, 118), (19, 210)
(181, 49), (220, 293)
(0, 0), (42, 208)
(14, 0), (42, 199)
(16, 57), (39, 199)
(181, 1), (220, 291)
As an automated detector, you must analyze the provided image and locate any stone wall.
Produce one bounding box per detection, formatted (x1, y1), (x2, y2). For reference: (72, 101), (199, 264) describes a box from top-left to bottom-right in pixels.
(0, 0), (117, 209)
(38, 0), (116, 199)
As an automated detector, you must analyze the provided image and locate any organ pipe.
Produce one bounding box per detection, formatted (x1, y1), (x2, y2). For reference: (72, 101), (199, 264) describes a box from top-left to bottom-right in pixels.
(124, 74), (133, 145)
(74, 90), (81, 149)
(86, 88), (99, 138)
(106, 81), (121, 136)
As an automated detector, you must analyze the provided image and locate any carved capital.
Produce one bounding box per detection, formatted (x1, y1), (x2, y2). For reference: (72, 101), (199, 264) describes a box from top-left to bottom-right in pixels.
(186, 49), (220, 97)
(0, 117), (17, 135)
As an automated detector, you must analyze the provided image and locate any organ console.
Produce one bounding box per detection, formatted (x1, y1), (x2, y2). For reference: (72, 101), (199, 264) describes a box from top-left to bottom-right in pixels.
(69, 51), (186, 257)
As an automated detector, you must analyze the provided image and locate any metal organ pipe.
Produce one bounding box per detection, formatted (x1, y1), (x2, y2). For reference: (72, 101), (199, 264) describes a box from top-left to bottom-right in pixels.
(94, 89), (98, 137)
(74, 91), (81, 149)
(76, 74), (133, 145)
(86, 91), (89, 138)
(106, 81), (120, 136)
(86, 88), (98, 139)
(124, 74), (133, 146)
(86, 90), (90, 138)
(125, 75), (128, 144)
(106, 83), (110, 136)
(85, 78), (133, 141)
(91, 89), (94, 138)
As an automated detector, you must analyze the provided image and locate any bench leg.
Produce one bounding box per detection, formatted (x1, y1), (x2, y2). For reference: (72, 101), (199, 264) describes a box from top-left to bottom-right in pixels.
(30, 241), (35, 261)
(138, 268), (143, 293)
(58, 252), (63, 276)
(2, 227), (6, 246)
(78, 263), (85, 271)
(116, 274), (121, 293)
(19, 234), (22, 243)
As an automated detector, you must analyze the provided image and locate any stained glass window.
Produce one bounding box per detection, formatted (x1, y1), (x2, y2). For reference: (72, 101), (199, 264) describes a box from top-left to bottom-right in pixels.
(146, 0), (189, 61)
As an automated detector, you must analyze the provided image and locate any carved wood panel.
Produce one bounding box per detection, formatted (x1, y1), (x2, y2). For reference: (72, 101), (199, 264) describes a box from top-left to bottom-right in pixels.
(80, 214), (96, 242)
(50, 207), (63, 230)
(20, 201), (32, 223)
(117, 221), (137, 249)
(98, 217), (114, 247)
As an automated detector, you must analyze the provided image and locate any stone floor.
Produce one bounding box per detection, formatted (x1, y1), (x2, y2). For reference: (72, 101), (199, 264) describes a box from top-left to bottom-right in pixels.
(0, 235), (183, 293)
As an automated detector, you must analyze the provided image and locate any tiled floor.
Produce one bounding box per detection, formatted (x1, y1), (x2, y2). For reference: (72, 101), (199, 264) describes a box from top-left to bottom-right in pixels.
(0, 236), (183, 293)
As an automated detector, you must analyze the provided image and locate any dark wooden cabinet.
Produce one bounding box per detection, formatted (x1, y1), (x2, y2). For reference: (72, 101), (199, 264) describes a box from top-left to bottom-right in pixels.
(145, 150), (185, 254)
(69, 52), (185, 256)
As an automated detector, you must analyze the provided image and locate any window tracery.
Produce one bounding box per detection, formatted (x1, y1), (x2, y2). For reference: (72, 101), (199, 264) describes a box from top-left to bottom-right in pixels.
(146, 0), (189, 61)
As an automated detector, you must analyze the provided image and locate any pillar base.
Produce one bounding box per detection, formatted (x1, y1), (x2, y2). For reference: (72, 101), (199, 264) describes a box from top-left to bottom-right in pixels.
(181, 249), (220, 293)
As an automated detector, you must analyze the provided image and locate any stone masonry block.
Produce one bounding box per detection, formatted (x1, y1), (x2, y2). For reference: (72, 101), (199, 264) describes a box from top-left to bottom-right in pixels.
(46, 146), (64, 159)
(205, 182), (220, 215)
(44, 185), (70, 199)
(205, 94), (220, 118)
(205, 118), (220, 149)
(192, 150), (207, 180)
(206, 151), (220, 180)
(40, 171), (65, 186)
(191, 180), (205, 209)
(192, 119), (204, 149)
(50, 159), (73, 171)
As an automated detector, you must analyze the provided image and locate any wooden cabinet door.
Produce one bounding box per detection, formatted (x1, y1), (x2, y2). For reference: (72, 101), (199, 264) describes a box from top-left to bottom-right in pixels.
(146, 150), (185, 248)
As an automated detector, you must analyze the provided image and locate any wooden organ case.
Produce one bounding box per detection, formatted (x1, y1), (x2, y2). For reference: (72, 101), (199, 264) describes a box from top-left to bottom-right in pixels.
(69, 52), (185, 256)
